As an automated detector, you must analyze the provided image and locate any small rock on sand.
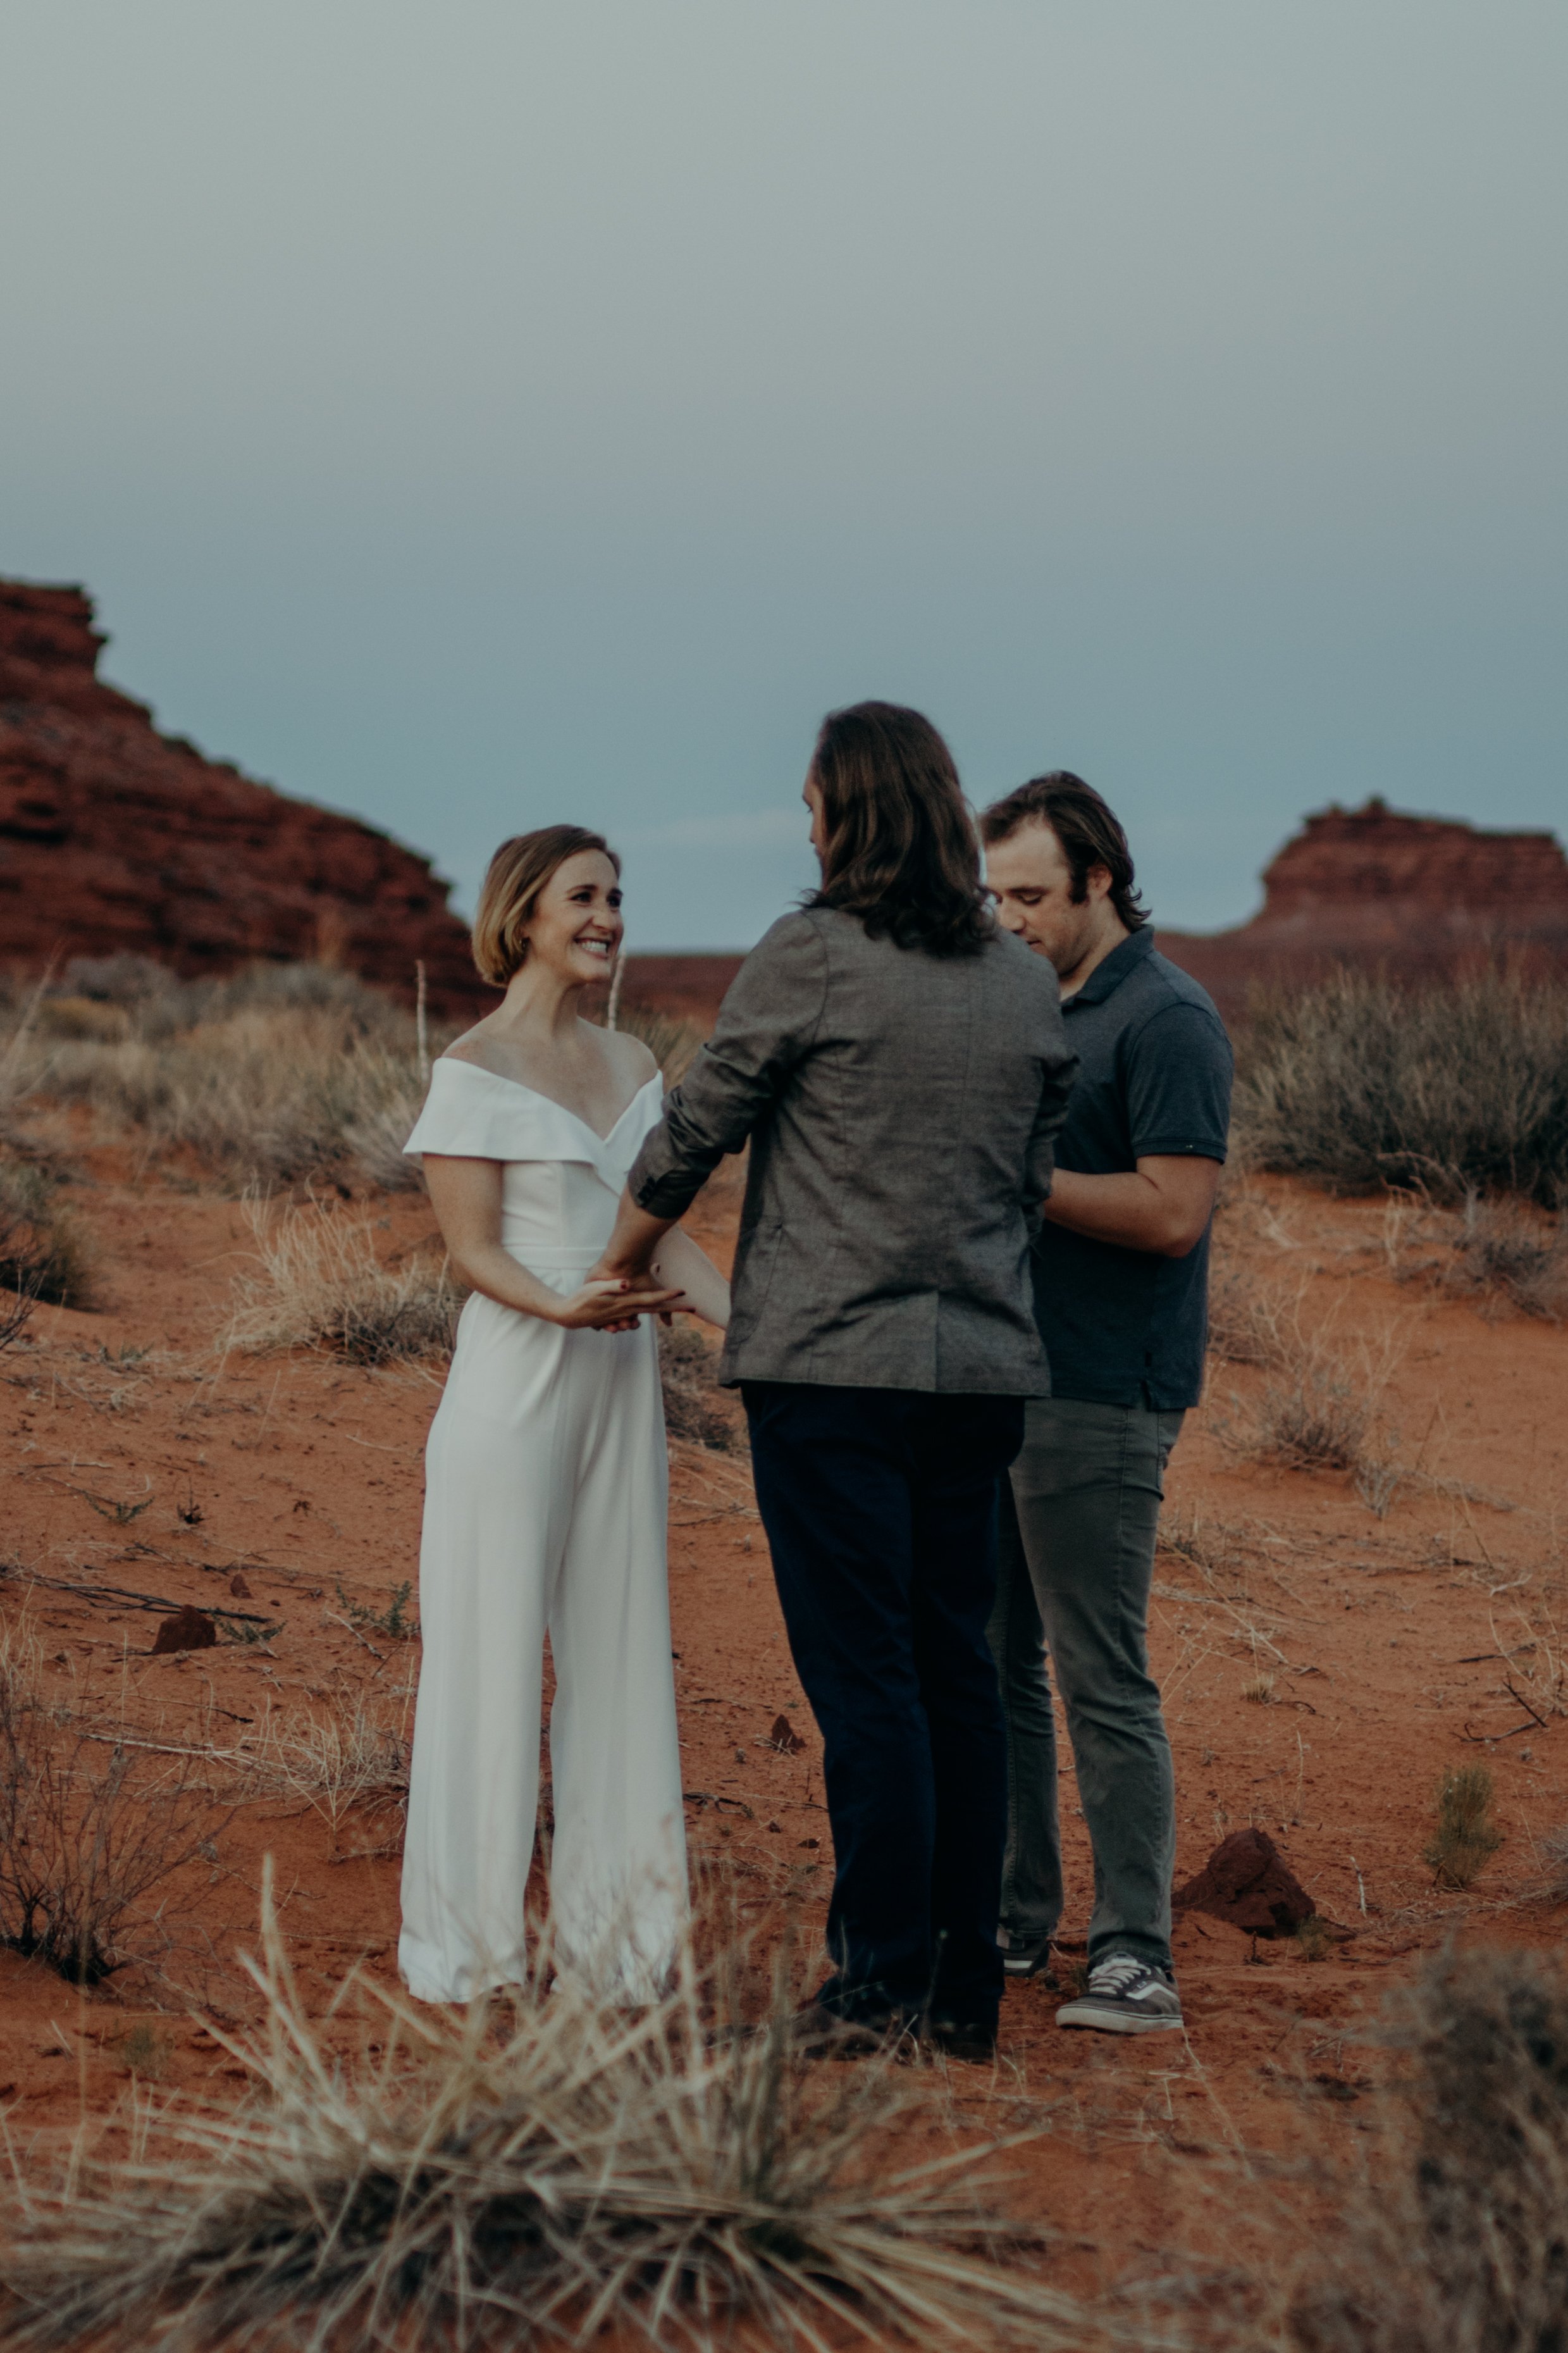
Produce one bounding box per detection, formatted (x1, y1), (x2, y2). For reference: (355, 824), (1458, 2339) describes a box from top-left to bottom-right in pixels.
(1172, 1825), (1336, 1939)
(151, 1606), (218, 1655)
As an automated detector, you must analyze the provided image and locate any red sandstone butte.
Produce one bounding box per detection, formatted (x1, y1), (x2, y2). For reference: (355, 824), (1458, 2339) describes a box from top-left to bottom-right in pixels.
(1159, 798), (1568, 1020)
(0, 577), (485, 1015)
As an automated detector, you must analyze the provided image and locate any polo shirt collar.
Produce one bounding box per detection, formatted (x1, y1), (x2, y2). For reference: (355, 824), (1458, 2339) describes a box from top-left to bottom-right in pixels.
(1063, 924), (1155, 1009)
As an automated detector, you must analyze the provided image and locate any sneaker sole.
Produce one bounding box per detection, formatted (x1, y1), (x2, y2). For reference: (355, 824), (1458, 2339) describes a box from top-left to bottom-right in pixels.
(1055, 1999), (1184, 2035)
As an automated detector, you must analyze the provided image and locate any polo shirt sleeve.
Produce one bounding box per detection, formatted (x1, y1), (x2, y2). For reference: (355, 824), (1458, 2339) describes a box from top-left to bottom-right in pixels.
(1123, 1001), (1233, 1163)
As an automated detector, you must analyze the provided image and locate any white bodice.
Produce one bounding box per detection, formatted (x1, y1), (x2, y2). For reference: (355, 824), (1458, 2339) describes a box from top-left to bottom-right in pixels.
(404, 1059), (665, 1269)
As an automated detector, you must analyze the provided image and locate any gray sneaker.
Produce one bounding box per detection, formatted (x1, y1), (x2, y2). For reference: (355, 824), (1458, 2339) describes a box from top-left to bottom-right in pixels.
(1000, 1937), (1054, 1981)
(1056, 1954), (1183, 2035)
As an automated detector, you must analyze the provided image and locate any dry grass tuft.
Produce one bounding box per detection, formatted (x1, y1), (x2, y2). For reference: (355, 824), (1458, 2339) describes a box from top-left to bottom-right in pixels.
(250, 1694), (409, 1857)
(1423, 1764), (1504, 1891)
(0, 1618), (225, 1987)
(1287, 1944), (1568, 2353)
(0, 1880), (1080, 2352)
(1234, 965), (1568, 1207)
(225, 1191), (461, 1365)
(658, 1320), (744, 1453)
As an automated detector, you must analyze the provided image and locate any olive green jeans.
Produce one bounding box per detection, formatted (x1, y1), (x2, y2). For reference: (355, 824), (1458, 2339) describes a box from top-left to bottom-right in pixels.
(985, 1397), (1184, 1973)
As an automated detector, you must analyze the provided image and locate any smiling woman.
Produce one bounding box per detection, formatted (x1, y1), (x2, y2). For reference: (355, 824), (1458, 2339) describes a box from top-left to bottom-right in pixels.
(470, 825), (622, 990)
(395, 822), (729, 2008)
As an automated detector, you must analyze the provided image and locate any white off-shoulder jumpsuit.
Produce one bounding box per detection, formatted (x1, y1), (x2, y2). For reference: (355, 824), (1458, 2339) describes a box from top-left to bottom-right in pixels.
(397, 1058), (687, 2005)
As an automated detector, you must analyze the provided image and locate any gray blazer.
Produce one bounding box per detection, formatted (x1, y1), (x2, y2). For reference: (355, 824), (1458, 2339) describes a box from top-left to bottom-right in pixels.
(627, 906), (1077, 1394)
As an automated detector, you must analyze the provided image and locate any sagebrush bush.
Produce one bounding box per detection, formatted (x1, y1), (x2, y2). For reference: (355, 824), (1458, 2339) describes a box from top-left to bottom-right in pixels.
(1290, 1944), (1568, 2353)
(0, 1158), (95, 1307)
(1235, 967), (1568, 1205)
(658, 1319), (743, 1452)
(1443, 1193), (1568, 1320)
(8, 960), (433, 1192)
(1211, 1275), (1397, 1480)
(1424, 1764), (1504, 1890)
(0, 1620), (222, 1985)
(0, 1884), (1070, 2353)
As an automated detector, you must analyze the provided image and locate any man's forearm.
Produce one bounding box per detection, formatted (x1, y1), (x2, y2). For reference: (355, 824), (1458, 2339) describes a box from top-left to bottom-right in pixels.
(1043, 1160), (1219, 1257)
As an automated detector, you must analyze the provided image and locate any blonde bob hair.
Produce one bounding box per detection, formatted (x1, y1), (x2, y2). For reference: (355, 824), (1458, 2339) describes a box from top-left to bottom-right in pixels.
(471, 826), (620, 987)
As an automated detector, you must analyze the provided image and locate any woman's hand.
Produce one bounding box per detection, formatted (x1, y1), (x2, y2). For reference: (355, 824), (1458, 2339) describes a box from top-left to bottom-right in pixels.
(549, 1278), (686, 1332)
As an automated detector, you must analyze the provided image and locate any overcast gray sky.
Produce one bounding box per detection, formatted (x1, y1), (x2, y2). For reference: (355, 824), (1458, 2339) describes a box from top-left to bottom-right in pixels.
(3, 3), (1564, 947)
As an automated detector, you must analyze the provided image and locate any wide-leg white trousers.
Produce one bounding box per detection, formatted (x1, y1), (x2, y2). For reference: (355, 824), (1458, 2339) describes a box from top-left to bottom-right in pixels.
(398, 1258), (688, 2006)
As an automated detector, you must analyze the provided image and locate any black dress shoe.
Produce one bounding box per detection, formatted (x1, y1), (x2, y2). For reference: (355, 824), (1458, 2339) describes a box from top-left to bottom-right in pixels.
(920, 2013), (999, 2064)
(792, 2002), (917, 2060)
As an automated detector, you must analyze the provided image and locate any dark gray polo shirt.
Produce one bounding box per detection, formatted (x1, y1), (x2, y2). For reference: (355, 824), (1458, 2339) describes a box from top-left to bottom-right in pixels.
(1032, 927), (1233, 1409)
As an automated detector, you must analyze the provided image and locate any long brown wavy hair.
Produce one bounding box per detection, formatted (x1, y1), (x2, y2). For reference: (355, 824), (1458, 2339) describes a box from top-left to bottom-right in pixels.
(806, 702), (992, 957)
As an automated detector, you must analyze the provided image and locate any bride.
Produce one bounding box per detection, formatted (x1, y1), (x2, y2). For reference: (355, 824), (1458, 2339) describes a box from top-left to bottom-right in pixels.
(398, 825), (730, 2005)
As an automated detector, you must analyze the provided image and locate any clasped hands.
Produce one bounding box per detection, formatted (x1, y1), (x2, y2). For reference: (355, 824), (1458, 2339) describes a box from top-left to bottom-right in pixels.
(557, 1244), (681, 1334)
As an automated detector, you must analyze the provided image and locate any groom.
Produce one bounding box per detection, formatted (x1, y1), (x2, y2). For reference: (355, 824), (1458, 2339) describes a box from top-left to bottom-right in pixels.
(590, 702), (1075, 2057)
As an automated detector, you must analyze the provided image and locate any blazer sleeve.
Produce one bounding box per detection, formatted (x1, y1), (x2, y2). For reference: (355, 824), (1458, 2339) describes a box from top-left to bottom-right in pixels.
(627, 912), (829, 1219)
(1020, 1020), (1078, 1239)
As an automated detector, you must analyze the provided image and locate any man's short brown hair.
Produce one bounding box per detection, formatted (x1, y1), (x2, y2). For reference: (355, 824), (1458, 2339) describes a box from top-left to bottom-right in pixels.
(979, 772), (1149, 932)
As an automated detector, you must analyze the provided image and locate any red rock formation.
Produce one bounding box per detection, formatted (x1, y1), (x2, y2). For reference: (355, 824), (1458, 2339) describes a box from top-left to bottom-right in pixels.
(1160, 799), (1568, 1021)
(0, 578), (486, 1015)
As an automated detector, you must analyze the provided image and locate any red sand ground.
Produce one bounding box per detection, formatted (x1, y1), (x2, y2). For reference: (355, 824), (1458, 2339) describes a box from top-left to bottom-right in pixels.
(2, 1142), (1565, 2305)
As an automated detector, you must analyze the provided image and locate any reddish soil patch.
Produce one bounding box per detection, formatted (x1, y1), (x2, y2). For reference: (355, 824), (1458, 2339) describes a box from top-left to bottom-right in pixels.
(1, 1146), (1565, 2302)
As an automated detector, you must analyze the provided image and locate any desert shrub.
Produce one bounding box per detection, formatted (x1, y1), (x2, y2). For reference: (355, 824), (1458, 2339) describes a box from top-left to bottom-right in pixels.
(658, 1319), (743, 1452)
(11, 960), (435, 1192)
(9, 958), (702, 1195)
(225, 1192), (461, 1364)
(0, 1622), (222, 1986)
(0, 1284), (32, 1353)
(1235, 967), (1568, 1206)
(1211, 1274), (1401, 1482)
(1542, 1824), (1568, 1901)
(1441, 1193), (1568, 1320)
(1290, 1944), (1568, 2353)
(0, 1884), (1070, 2353)
(1254, 1362), (1372, 1472)
(1424, 1765), (1505, 1890)
(0, 1158), (95, 1307)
